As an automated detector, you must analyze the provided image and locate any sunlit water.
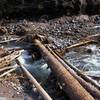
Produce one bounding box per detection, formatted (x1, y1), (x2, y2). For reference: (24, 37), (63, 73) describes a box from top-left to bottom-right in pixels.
(64, 44), (100, 72)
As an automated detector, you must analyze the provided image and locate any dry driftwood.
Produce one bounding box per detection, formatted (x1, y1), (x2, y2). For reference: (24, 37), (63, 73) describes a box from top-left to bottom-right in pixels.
(84, 71), (100, 78)
(34, 39), (94, 100)
(0, 64), (17, 72)
(84, 33), (100, 42)
(16, 58), (52, 100)
(47, 46), (100, 99)
(0, 38), (19, 44)
(59, 39), (96, 55)
(0, 48), (7, 57)
(0, 67), (17, 78)
(66, 40), (95, 49)
(0, 50), (23, 68)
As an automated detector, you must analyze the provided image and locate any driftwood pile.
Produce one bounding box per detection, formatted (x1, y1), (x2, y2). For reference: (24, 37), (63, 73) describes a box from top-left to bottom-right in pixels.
(0, 25), (100, 100)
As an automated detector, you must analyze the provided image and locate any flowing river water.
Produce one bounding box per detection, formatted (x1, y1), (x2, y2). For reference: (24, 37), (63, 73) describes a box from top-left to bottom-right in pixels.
(64, 44), (100, 80)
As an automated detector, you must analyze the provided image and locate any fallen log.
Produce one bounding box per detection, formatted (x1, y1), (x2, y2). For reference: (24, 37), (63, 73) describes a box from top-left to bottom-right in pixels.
(54, 39), (96, 55)
(16, 58), (52, 100)
(47, 46), (100, 99)
(84, 33), (100, 42)
(0, 50), (23, 68)
(66, 40), (95, 50)
(34, 39), (94, 100)
(55, 51), (100, 90)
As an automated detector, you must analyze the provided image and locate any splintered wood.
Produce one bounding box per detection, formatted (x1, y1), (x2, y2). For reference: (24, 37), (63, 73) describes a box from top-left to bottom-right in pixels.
(0, 50), (23, 68)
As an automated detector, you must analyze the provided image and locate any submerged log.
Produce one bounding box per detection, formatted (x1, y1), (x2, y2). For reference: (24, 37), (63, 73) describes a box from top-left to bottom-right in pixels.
(34, 39), (94, 100)
(47, 46), (100, 99)
(16, 59), (52, 100)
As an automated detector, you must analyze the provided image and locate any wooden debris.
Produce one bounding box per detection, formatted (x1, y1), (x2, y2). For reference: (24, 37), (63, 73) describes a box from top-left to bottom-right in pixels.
(66, 40), (95, 49)
(58, 39), (96, 55)
(0, 48), (7, 57)
(34, 39), (94, 100)
(84, 34), (100, 42)
(0, 50), (23, 68)
(84, 71), (100, 78)
(0, 67), (17, 78)
(0, 64), (18, 73)
(16, 58), (52, 100)
(0, 38), (19, 44)
(47, 46), (100, 99)
(55, 51), (100, 90)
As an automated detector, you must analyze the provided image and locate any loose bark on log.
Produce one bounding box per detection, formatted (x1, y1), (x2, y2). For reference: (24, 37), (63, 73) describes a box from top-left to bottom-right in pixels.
(47, 46), (100, 99)
(34, 39), (94, 100)
(16, 59), (52, 100)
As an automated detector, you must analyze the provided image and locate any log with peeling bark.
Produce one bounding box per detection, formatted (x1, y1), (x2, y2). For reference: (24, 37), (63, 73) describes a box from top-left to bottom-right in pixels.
(47, 46), (100, 99)
(16, 58), (52, 100)
(0, 50), (23, 68)
(34, 39), (94, 100)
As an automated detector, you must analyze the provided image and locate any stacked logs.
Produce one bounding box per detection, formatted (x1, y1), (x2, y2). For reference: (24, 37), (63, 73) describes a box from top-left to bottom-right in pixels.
(34, 39), (95, 100)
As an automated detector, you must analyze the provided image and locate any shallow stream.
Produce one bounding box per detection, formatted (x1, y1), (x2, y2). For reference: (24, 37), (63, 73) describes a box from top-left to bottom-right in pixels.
(1, 41), (51, 83)
(64, 44), (100, 79)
